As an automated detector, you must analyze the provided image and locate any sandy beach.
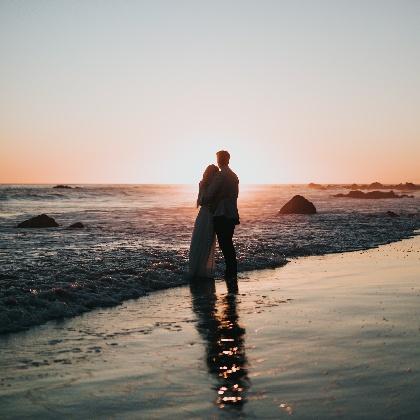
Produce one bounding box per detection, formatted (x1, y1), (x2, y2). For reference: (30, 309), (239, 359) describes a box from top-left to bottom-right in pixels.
(1, 235), (419, 419)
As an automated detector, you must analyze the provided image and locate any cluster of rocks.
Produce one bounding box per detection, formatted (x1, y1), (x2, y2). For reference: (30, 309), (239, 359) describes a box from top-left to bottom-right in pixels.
(333, 190), (414, 199)
(343, 182), (420, 191)
(16, 214), (85, 229)
(308, 182), (420, 191)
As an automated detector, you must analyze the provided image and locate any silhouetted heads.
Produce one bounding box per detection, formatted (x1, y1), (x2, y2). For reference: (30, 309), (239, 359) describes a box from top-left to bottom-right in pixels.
(216, 150), (230, 168)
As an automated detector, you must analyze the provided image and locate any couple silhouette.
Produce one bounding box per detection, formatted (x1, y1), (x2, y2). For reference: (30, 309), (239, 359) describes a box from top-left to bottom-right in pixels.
(188, 150), (240, 293)
(188, 150), (248, 408)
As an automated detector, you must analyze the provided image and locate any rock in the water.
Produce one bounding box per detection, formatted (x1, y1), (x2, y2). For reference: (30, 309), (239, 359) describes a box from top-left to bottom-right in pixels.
(66, 222), (84, 229)
(279, 195), (317, 214)
(17, 214), (59, 228)
(53, 184), (73, 189)
(386, 211), (399, 217)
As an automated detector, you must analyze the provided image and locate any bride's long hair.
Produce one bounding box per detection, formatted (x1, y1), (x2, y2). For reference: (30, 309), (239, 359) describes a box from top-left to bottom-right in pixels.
(201, 164), (219, 186)
(197, 164), (219, 207)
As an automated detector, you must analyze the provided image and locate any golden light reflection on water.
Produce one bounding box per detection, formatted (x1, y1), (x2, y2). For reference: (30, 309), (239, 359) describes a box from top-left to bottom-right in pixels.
(190, 280), (249, 410)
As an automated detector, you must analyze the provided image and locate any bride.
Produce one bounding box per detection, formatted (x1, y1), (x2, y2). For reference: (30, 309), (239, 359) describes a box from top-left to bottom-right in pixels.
(188, 164), (219, 278)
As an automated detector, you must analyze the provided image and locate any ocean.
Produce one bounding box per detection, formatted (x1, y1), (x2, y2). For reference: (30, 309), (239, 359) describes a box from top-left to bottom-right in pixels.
(1, 184), (419, 334)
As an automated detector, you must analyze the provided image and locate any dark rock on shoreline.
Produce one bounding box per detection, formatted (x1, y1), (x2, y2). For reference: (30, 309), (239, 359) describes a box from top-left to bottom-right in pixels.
(279, 195), (317, 214)
(66, 222), (84, 229)
(333, 190), (414, 199)
(53, 185), (73, 189)
(17, 214), (59, 228)
(386, 211), (399, 217)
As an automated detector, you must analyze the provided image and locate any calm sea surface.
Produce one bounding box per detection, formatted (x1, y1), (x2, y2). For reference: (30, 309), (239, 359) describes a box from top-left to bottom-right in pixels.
(0, 184), (419, 333)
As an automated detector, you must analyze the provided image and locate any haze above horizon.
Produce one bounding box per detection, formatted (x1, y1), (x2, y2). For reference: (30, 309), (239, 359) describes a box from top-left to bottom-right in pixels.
(1, 0), (419, 184)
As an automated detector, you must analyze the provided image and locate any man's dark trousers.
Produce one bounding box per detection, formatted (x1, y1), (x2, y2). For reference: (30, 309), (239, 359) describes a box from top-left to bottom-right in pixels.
(214, 216), (237, 278)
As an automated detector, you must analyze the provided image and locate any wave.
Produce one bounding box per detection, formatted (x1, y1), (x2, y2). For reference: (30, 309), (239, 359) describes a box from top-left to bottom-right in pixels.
(0, 189), (72, 201)
(1, 212), (419, 335)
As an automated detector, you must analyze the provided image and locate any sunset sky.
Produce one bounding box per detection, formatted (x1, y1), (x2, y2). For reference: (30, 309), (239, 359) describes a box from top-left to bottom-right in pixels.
(1, 0), (419, 184)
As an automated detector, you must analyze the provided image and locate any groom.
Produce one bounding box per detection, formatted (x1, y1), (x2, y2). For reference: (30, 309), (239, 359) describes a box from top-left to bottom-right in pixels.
(206, 150), (240, 289)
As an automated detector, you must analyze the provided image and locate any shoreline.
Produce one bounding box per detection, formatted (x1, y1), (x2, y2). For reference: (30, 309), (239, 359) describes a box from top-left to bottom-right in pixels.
(0, 235), (419, 417)
(1, 231), (419, 336)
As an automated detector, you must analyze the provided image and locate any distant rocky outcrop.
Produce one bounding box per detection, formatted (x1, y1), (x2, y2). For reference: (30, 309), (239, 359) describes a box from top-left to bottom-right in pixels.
(333, 190), (414, 199)
(395, 182), (420, 191)
(66, 222), (84, 229)
(17, 214), (59, 228)
(279, 195), (317, 214)
(53, 185), (73, 189)
(308, 183), (341, 190)
(307, 182), (420, 191)
(342, 182), (420, 191)
(386, 211), (399, 217)
(308, 183), (327, 190)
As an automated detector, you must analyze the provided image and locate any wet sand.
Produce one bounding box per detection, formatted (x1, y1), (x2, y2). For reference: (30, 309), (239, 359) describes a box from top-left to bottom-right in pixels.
(1, 236), (420, 419)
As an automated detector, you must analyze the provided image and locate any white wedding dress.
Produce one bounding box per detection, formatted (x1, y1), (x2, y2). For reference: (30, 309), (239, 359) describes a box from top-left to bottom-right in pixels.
(188, 184), (216, 278)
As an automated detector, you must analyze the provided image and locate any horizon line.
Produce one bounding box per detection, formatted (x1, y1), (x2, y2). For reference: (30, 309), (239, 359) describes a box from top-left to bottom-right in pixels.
(1, 181), (419, 186)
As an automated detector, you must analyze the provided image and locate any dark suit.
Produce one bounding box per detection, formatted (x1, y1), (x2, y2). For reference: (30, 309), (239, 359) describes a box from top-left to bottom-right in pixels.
(205, 166), (239, 280)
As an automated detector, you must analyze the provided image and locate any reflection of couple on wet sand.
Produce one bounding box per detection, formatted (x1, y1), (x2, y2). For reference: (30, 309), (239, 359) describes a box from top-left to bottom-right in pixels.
(188, 150), (240, 293)
(190, 280), (249, 408)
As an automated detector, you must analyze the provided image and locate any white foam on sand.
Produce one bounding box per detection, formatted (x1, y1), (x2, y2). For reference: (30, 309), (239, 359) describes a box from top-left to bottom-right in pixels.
(0, 236), (420, 418)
